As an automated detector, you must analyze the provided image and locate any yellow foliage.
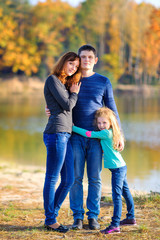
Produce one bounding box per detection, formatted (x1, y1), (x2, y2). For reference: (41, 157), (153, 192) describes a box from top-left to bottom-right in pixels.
(142, 9), (160, 76)
(0, 0), (159, 80)
(102, 53), (124, 82)
(0, 8), (3, 17)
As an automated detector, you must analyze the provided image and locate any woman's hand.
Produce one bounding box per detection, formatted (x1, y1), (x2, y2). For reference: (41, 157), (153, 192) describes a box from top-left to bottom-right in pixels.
(45, 105), (51, 117)
(70, 82), (81, 94)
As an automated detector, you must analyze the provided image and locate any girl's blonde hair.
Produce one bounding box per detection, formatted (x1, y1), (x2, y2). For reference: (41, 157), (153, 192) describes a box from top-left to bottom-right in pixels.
(95, 107), (124, 149)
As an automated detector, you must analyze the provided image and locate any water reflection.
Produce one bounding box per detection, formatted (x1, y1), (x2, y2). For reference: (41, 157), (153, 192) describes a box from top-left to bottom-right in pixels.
(122, 121), (160, 148)
(0, 95), (46, 165)
(0, 94), (160, 192)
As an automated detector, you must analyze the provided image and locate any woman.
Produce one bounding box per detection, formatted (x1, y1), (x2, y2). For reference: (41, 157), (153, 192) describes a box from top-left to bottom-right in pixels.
(43, 52), (81, 233)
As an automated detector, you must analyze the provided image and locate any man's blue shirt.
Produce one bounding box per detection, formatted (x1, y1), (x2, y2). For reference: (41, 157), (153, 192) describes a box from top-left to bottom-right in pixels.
(72, 72), (120, 130)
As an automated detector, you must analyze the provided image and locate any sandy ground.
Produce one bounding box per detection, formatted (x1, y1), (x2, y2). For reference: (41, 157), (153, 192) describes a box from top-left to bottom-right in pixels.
(0, 163), (45, 206)
(0, 161), (146, 209)
(0, 162), (112, 207)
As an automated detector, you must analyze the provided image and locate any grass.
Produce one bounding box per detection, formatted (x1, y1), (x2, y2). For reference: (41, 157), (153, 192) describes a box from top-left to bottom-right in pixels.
(0, 163), (159, 239)
(0, 194), (160, 240)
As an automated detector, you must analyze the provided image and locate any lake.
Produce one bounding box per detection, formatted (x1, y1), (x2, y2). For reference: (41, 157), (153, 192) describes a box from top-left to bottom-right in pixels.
(0, 93), (160, 193)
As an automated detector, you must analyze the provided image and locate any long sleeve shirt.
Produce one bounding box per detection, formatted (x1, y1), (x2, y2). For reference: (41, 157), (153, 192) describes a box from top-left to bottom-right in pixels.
(72, 126), (126, 169)
(44, 75), (78, 133)
(72, 73), (120, 130)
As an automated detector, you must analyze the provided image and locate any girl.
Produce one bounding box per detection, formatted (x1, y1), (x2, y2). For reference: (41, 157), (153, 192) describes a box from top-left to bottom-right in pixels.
(43, 52), (81, 233)
(72, 107), (136, 234)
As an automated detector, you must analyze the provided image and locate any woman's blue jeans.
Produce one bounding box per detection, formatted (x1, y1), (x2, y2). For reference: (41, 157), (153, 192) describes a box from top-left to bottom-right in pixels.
(43, 133), (74, 225)
(110, 165), (135, 227)
(70, 134), (102, 220)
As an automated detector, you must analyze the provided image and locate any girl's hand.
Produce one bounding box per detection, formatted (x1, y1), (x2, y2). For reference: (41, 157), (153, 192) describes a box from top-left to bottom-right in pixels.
(70, 82), (81, 94)
(117, 138), (124, 152)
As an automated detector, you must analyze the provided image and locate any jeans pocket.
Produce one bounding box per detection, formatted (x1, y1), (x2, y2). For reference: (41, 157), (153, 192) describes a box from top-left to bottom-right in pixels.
(57, 132), (71, 139)
(43, 133), (49, 146)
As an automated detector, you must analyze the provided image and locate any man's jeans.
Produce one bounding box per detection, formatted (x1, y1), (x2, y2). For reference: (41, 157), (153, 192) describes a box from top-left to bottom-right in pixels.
(110, 165), (135, 227)
(70, 134), (102, 220)
(43, 133), (74, 225)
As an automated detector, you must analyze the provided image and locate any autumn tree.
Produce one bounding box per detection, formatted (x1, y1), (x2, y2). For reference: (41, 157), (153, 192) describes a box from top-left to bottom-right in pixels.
(141, 9), (160, 84)
(31, 0), (81, 74)
(77, 0), (128, 82)
(0, 0), (41, 76)
(126, 2), (153, 84)
(0, 0), (159, 84)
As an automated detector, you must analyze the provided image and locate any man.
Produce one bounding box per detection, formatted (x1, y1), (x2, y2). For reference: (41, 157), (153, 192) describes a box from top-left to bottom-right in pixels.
(46, 44), (124, 230)
(70, 44), (123, 230)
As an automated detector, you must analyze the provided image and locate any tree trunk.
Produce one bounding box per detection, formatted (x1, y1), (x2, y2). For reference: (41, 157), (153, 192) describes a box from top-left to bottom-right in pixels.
(134, 54), (140, 85)
(128, 48), (132, 74)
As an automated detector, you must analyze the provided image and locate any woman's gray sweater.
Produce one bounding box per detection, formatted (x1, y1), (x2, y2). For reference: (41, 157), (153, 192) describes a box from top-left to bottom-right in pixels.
(44, 75), (78, 134)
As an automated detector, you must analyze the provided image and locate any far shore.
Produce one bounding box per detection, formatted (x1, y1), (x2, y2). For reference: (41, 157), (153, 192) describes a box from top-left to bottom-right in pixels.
(0, 76), (160, 97)
(115, 84), (160, 96)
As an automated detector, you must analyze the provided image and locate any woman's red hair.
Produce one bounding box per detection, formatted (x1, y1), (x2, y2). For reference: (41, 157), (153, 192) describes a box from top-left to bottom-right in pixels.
(51, 52), (81, 88)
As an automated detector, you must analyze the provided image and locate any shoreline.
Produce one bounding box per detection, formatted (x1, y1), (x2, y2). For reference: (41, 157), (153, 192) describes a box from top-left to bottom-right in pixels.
(0, 76), (44, 97)
(0, 76), (160, 97)
(115, 84), (160, 96)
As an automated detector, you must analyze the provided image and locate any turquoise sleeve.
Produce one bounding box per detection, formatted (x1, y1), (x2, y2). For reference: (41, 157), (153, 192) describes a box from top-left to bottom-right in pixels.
(72, 126), (89, 137)
(72, 126), (110, 139)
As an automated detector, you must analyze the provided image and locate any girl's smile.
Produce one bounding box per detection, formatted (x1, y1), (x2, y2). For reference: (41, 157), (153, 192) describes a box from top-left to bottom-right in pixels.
(97, 117), (111, 130)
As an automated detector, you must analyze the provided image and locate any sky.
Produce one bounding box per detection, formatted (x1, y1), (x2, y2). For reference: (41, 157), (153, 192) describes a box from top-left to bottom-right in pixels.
(29, 0), (160, 8)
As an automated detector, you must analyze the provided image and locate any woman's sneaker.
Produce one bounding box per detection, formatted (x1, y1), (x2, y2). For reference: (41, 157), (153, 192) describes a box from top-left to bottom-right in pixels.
(120, 218), (137, 226)
(100, 225), (120, 234)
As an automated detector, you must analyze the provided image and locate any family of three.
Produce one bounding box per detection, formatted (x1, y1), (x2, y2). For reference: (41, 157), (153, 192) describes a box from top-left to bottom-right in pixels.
(43, 44), (136, 234)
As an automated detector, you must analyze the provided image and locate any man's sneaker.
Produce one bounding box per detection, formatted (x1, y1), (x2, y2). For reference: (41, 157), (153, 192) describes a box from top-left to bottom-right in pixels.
(71, 219), (83, 230)
(100, 225), (120, 234)
(120, 218), (137, 226)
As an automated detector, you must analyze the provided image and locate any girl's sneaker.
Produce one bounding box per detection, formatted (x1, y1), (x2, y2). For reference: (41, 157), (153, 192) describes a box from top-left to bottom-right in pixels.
(100, 225), (120, 234)
(120, 218), (137, 226)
